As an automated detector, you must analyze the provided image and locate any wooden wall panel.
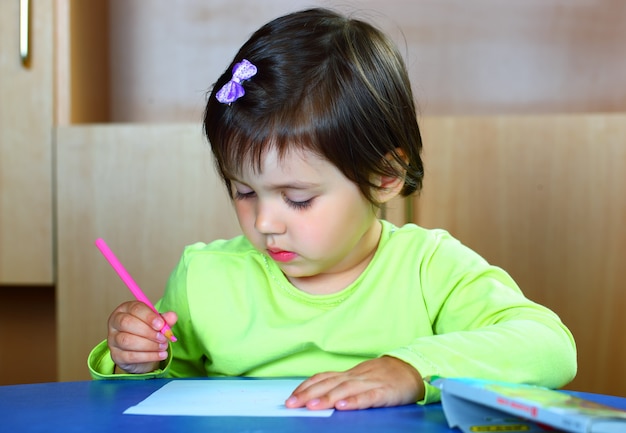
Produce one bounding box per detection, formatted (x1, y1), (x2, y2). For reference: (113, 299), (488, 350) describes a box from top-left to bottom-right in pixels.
(414, 114), (626, 396)
(102, 0), (626, 122)
(56, 124), (241, 381)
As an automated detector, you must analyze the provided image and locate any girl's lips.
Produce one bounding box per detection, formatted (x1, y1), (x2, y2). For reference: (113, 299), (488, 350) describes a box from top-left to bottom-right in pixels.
(267, 249), (298, 263)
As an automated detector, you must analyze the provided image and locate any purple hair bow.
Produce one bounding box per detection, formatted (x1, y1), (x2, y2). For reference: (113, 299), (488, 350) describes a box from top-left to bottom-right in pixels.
(215, 59), (258, 104)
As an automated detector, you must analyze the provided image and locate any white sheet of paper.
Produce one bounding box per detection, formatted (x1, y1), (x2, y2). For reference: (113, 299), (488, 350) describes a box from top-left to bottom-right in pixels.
(124, 379), (335, 417)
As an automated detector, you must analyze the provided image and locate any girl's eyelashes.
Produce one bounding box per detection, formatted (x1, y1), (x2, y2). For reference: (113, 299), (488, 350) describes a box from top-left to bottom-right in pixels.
(285, 196), (313, 210)
(234, 187), (314, 211)
(234, 190), (256, 200)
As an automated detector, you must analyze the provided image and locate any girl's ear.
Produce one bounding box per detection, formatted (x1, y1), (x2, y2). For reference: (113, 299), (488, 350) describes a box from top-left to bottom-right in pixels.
(372, 149), (408, 204)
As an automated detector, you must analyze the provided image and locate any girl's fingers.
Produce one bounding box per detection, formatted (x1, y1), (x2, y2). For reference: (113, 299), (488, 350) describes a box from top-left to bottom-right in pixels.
(289, 371), (338, 394)
(108, 329), (169, 374)
(160, 311), (178, 328)
(108, 301), (168, 341)
(110, 343), (168, 365)
(106, 301), (176, 374)
(286, 373), (345, 409)
(109, 328), (168, 352)
(286, 357), (424, 410)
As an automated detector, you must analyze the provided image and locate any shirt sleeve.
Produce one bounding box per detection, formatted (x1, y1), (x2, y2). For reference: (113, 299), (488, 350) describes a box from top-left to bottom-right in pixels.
(384, 230), (577, 404)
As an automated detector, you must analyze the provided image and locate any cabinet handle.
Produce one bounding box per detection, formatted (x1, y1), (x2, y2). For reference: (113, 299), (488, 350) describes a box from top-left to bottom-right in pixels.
(20, 0), (30, 66)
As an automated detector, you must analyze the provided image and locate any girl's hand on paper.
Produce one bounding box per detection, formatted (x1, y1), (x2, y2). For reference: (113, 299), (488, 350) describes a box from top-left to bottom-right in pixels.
(285, 356), (425, 411)
(107, 301), (178, 374)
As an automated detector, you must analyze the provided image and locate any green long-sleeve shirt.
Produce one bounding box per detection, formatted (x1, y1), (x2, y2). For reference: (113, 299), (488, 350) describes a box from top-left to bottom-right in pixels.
(89, 221), (576, 403)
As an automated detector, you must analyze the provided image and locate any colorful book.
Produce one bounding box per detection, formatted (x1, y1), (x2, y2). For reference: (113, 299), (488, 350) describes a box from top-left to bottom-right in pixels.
(435, 377), (626, 433)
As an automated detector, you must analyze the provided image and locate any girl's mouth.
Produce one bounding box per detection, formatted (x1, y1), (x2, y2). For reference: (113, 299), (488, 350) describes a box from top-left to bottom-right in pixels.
(267, 248), (298, 263)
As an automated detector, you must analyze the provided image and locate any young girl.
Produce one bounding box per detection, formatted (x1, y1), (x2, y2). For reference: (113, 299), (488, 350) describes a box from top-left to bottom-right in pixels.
(89, 8), (576, 410)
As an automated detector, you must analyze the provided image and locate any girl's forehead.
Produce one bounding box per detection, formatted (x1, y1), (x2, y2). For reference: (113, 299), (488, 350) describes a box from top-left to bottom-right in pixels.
(232, 146), (340, 184)
(237, 146), (326, 174)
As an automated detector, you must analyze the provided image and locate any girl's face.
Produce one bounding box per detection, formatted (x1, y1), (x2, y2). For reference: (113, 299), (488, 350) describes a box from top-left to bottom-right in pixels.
(230, 147), (382, 295)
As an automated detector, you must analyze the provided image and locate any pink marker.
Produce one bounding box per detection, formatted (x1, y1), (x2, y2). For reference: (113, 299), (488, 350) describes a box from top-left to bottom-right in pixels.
(95, 238), (177, 342)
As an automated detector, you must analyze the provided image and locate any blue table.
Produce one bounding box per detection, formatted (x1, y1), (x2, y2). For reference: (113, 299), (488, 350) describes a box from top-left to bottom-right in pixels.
(2, 379), (625, 433)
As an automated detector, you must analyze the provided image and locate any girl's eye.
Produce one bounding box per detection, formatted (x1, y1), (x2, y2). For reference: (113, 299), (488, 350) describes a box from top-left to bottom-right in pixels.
(285, 196), (313, 210)
(234, 190), (256, 200)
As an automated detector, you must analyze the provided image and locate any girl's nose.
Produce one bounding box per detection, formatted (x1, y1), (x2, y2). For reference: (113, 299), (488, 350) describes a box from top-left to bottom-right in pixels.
(254, 202), (285, 234)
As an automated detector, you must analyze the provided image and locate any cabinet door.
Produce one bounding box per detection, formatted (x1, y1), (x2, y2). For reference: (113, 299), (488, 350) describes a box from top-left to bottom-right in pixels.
(0, 0), (54, 284)
(56, 124), (241, 381)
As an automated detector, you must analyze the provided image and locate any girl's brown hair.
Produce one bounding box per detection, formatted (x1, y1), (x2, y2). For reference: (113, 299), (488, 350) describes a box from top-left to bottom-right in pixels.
(204, 8), (424, 206)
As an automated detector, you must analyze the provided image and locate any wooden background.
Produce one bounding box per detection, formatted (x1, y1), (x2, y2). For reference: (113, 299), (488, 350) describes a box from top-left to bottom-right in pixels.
(1, 0), (624, 397)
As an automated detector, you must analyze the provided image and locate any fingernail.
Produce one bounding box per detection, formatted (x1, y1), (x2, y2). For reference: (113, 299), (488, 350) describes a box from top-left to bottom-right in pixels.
(156, 332), (167, 342)
(158, 343), (168, 351)
(285, 396), (298, 406)
(158, 351), (168, 360)
(308, 398), (321, 407)
(336, 400), (348, 409)
(153, 318), (164, 329)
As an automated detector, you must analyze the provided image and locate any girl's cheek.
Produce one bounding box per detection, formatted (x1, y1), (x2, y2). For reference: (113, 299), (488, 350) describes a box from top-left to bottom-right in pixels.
(236, 209), (259, 244)
(234, 203), (253, 226)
